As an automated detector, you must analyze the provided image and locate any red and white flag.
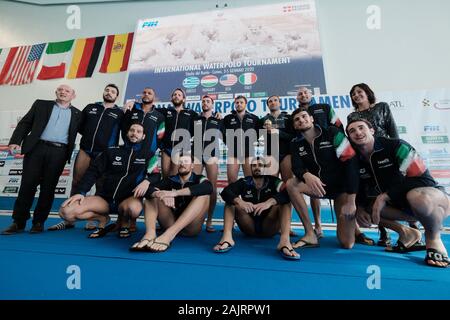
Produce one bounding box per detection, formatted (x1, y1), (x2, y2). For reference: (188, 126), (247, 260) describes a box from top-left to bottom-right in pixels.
(0, 44), (46, 86)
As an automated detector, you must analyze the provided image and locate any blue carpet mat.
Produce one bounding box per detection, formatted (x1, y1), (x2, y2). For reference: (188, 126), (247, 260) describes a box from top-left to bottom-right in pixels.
(0, 216), (449, 300)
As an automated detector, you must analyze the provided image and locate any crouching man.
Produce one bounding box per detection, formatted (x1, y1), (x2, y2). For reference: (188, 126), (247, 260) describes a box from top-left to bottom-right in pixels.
(131, 154), (213, 252)
(59, 123), (159, 238)
(347, 119), (450, 268)
(213, 157), (299, 260)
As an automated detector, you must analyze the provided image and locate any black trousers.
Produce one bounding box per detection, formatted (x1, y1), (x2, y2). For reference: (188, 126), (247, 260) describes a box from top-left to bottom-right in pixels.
(13, 141), (68, 226)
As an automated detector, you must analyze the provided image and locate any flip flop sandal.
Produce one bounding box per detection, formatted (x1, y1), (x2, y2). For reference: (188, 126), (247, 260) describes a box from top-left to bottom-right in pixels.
(214, 241), (234, 253)
(425, 248), (449, 268)
(88, 223), (116, 238)
(386, 240), (427, 253)
(355, 233), (375, 246)
(129, 238), (155, 252)
(118, 227), (131, 238)
(279, 246), (300, 261)
(292, 239), (320, 249)
(147, 241), (171, 253)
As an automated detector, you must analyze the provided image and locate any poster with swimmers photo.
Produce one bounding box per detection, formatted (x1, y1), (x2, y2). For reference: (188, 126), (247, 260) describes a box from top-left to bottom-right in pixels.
(124, 0), (326, 102)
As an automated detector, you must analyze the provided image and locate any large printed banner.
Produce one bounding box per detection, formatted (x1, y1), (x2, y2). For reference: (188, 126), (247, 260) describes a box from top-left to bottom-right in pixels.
(125, 0), (326, 102)
(0, 89), (448, 205)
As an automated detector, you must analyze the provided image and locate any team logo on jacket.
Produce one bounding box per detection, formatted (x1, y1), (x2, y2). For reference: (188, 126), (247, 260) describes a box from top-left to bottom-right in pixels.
(113, 156), (123, 166)
(134, 158), (146, 164)
(377, 158), (393, 169)
(107, 112), (119, 119)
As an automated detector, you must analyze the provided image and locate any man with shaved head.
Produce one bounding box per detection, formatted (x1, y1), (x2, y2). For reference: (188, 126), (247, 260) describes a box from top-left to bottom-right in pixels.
(2, 85), (82, 235)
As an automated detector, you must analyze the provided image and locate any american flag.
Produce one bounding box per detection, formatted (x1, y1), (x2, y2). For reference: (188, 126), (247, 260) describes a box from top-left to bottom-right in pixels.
(219, 74), (237, 87)
(6, 43), (46, 86)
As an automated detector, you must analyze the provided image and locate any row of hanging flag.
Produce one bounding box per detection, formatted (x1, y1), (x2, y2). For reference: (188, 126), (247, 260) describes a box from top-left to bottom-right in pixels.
(0, 32), (134, 86)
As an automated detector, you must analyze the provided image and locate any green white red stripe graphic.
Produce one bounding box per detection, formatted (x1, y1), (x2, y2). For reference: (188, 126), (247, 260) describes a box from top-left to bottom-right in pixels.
(37, 40), (74, 80)
(276, 180), (284, 192)
(396, 143), (427, 177)
(157, 122), (165, 139)
(147, 155), (159, 173)
(201, 75), (218, 88)
(329, 108), (342, 127)
(238, 73), (257, 85)
(334, 131), (355, 161)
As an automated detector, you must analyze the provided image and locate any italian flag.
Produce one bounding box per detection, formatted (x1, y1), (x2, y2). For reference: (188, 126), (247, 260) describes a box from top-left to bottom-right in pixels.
(396, 143), (426, 177)
(275, 179), (285, 192)
(157, 121), (165, 140)
(147, 155), (159, 174)
(329, 107), (342, 127)
(334, 131), (355, 161)
(37, 40), (74, 80)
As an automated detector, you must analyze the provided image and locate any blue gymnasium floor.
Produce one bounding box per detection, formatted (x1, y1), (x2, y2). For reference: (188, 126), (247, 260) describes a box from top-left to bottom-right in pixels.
(1, 215), (449, 300)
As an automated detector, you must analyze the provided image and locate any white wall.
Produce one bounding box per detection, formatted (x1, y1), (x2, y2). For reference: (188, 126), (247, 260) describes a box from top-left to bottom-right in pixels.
(0, 0), (449, 110)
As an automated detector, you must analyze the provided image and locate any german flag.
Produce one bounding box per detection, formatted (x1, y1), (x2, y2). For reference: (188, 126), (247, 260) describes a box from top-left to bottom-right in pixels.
(67, 36), (104, 79)
(99, 33), (134, 73)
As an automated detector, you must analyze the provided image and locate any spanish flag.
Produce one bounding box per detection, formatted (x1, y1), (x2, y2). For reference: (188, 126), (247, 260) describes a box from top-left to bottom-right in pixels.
(67, 36), (105, 79)
(99, 33), (134, 73)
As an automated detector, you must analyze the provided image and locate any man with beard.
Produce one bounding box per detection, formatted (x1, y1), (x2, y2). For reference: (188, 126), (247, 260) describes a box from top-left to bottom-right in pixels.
(259, 95), (294, 181)
(130, 154), (212, 252)
(295, 86), (347, 242)
(58, 123), (160, 238)
(2, 84), (81, 234)
(223, 95), (260, 183)
(192, 95), (223, 232)
(212, 157), (299, 260)
(119, 87), (166, 233)
(48, 84), (124, 231)
(347, 119), (449, 268)
(286, 107), (359, 249)
(158, 88), (198, 178)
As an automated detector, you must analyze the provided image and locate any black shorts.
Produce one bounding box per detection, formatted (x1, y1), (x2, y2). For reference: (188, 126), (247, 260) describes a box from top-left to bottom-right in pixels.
(235, 208), (271, 236)
(302, 179), (346, 200)
(80, 149), (102, 159)
(390, 184), (446, 215)
(171, 200), (190, 218)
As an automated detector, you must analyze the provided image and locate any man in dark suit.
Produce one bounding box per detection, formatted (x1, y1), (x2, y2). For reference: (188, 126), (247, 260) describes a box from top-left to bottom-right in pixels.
(1, 84), (82, 234)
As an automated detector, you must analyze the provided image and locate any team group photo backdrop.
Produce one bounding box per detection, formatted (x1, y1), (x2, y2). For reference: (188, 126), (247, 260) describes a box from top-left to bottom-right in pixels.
(1, 0), (450, 302)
